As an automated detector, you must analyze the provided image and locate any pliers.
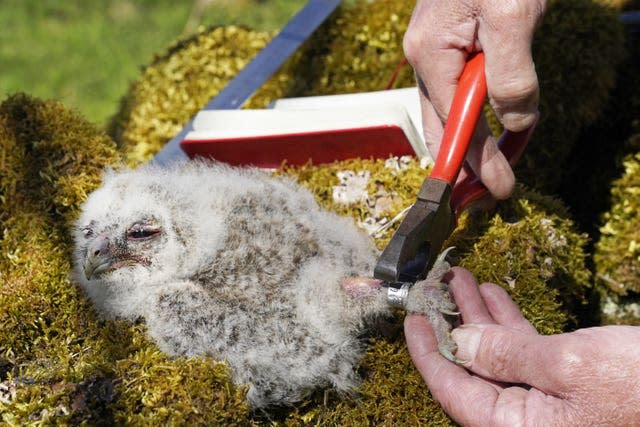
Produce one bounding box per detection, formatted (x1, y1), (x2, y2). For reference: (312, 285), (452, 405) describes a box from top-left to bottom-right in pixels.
(374, 52), (538, 286)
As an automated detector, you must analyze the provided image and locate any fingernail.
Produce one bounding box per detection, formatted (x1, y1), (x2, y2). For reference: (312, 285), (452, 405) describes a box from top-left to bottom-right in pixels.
(451, 324), (484, 363)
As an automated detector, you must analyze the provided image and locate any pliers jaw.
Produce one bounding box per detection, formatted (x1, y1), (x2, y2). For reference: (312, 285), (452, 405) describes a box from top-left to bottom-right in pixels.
(374, 178), (454, 283)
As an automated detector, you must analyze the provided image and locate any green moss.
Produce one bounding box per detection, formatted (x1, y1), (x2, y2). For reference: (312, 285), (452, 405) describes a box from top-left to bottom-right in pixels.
(594, 131), (640, 325)
(511, 0), (626, 193)
(284, 0), (415, 96)
(0, 93), (121, 227)
(1, 0), (629, 421)
(455, 188), (591, 333)
(106, 26), (274, 165)
(577, 2), (640, 324)
(111, 348), (250, 426)
(595, 143), (640, 296)
(0, 94), (251, 424)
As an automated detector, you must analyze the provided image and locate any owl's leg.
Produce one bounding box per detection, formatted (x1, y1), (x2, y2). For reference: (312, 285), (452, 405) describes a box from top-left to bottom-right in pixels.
(338, 249), (460, 361)
(340, 276), (391, 320)
(340, 276), (384, 297)
(404, 247), (460, 362)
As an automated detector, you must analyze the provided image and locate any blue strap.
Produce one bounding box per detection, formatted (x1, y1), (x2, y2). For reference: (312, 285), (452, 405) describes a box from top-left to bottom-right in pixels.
(153, 0), (341, 166)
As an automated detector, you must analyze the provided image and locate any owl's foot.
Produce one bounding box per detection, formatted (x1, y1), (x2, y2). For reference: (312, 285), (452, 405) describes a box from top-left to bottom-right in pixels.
(439, 342), (458, 363)
(404, 247), (462, 363)
(439, 307), (460, 316)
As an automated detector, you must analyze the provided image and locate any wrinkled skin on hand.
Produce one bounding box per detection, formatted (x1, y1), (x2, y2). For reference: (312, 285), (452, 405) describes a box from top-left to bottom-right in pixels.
(403, 0), (546, 199)
(405, 267), (640, 427)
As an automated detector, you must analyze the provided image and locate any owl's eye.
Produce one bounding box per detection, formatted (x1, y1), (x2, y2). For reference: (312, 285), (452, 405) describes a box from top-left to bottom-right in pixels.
(127, 223), (161, 241)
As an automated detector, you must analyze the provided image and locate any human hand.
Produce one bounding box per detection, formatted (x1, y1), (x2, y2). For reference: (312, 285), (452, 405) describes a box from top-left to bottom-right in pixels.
(403, 0), (546, 199)
(405, 267), (640, 426)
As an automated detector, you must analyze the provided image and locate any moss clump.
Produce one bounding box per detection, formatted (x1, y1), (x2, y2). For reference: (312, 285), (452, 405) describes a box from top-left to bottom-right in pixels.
(456, 187), (592, 332)
(0, 93), (120, 363)
(283, 0), (415, 96)
(0, 94), (251, 425)
(111, 346), (250, 426)
(107, 26), (274, 165)
(512, 0), (626, 192)
(576, 7), (640, 324)
(594, 135), (640, 325)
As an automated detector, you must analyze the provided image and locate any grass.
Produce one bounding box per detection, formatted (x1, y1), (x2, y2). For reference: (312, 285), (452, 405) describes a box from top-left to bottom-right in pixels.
(0, 0), (306, 127)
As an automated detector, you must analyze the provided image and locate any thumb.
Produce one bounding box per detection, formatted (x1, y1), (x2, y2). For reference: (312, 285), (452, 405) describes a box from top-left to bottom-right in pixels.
(452, 324), (566, 393)
(478, 1), (545, 132)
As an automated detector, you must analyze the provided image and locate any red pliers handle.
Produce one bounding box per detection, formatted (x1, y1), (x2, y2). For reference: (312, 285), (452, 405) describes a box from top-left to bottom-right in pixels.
(374, 52), (538, 283)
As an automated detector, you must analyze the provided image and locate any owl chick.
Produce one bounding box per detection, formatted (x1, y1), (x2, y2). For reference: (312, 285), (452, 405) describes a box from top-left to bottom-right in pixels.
(72, 161), (457, 409)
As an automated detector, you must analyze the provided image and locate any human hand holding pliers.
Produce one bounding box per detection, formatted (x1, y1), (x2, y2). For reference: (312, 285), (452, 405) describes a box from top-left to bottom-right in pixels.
(375, 52), (537, 290)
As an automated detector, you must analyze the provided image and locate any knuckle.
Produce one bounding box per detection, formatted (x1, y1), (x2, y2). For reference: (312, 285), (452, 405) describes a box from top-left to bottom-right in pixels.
(489, 78), (539, 131)
(480, 329), (517, 377)
(489, 76), (539, 106)
(402, 29), (425, 66)
(545, 336), (588, 384)
(496, 0), (527, 21)
(485, 0), (544, 24)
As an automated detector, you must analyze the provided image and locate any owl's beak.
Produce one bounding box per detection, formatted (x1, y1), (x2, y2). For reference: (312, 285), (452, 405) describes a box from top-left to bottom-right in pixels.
(84, 235), (112, 280)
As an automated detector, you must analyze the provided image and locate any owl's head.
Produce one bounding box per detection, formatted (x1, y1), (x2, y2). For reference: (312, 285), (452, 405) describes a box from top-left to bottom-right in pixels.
(72, 164), (227, 319)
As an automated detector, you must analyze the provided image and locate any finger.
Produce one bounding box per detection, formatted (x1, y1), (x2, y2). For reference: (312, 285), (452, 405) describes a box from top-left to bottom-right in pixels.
(405, 315), (504, 426)
(478, 0), (545, 131)
(452, 323), (568, 393)
(478, 283), (538, 335)
(403, 1), (470, 124)
(446, 267), (495, 325)
(416, 49), (467, 124)
(465, 117), (515, 199)
(416, 78), (445, 160)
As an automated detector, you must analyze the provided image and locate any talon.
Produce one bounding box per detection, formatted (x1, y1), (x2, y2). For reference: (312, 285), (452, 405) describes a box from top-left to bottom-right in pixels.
(455, 358), (471, 366)
(438, 345), (468, 365)
(436, 246), (456, 264)
(438, 345), (458, 363)
(439, 308), (460, 316)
